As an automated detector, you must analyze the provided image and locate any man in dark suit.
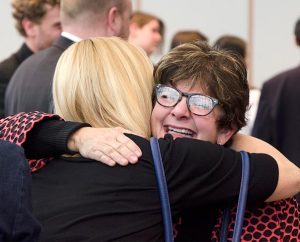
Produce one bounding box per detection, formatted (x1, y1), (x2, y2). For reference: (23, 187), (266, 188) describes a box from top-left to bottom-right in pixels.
(0, 0), (61, 118)
(5, 0), (132, 116)
(252, 18), (300, 168)
(252, 18), (300, 202)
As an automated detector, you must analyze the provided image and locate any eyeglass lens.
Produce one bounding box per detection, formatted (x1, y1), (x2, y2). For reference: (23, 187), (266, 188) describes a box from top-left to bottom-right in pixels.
(156, 85), (218, 116)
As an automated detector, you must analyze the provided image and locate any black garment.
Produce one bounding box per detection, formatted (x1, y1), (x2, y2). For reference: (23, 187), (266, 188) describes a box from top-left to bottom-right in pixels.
(31, 132), (278, 242)
(23, 117), (91, 159)
(0, 43), (33, 118)
(174, 207), (219, 242)
(5, 36), (74, 116)
(252, 65), (300, 169)
(0, 140), (41, 242)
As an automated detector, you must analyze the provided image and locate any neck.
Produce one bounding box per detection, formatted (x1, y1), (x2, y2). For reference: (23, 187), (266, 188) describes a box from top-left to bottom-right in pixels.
(24, 39), (38, 53)
(62, 24), (108, 39)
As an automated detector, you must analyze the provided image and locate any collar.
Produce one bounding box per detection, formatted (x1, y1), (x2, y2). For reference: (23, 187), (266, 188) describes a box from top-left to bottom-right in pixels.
(17, 43), (34, 63)
(61, 32), (82, 42)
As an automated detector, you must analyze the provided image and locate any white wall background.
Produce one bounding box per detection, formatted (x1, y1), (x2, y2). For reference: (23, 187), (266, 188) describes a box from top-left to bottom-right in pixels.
(1, 0), (300, 88)
(0, 0), (23, 60)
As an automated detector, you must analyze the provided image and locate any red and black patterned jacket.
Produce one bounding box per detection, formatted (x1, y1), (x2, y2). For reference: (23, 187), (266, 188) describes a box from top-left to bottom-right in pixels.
(0, 111), (88, 172)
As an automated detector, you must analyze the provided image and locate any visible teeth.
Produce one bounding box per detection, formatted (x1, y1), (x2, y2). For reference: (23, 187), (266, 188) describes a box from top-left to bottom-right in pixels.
(168, 127), (193, 136)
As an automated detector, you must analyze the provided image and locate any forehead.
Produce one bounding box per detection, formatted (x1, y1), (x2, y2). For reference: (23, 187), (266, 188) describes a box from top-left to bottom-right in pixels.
(145, 19), (160, 28)
(173, 79), (208, 94)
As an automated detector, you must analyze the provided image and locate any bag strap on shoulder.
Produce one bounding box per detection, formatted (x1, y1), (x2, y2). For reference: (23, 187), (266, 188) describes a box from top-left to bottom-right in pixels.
(220, 150), (250, 242)
(150, 137), (174, 242)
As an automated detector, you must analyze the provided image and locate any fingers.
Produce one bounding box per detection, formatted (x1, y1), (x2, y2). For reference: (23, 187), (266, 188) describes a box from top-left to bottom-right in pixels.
(116, 133), (142, 159)
(106, 138), (140, 165)
(76, 127), (142, 167)
(84, 146), (128, 166)
(87, 143), (138, 166)
(91, 150), (117, 167)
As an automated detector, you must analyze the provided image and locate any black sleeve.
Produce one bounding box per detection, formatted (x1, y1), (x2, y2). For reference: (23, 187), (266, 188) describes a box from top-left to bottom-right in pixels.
(23, 119), (90, 158)
(157, 135), (279, 207)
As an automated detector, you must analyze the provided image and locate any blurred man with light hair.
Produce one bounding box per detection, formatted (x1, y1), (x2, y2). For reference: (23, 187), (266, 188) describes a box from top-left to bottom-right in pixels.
(5, 0), (132, 115)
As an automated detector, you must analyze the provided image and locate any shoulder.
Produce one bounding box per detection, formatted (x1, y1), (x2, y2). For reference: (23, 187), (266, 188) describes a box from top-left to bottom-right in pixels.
(125, 134), (225, 166)
(0, 54), (19, 82)
(0, 53), (18, 69)
(10, 46), (61, 83)
(18, 47), (54, 68)
(264, 65), (300, 89)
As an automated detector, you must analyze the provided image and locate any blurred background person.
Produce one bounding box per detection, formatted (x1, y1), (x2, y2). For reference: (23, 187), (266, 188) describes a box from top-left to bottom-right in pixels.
(252, 19), (300, 174)
(252, 18), (300, 203)
(0, 0), (61, 118)
(170, 30), (208, 49)
(5, 0), (132, 117)
(214, 35), (246, 62)
(128, 11), (164, 57)
(0, 140), (41, 241)
(214, 35), (261, 135)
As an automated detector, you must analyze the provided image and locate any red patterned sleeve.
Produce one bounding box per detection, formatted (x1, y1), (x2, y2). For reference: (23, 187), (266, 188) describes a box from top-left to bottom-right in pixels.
(211, 197), (300, 241)
(0, 111), (61, 172)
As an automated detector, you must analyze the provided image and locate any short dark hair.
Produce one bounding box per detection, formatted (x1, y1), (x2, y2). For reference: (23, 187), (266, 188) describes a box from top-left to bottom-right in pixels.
(170, 31), (208, 49)
(154, 41), (249, 132)
(214, 35), (246, 60)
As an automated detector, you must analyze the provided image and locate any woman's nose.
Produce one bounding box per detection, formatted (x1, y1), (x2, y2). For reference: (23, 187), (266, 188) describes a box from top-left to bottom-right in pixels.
(170, 97), (191, 119)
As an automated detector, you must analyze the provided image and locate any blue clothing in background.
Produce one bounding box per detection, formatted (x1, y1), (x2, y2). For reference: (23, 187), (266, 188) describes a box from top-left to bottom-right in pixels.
(0, 140), (40, 242)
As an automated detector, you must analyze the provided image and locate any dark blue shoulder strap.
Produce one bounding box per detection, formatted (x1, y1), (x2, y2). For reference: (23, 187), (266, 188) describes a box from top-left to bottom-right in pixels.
(150, 138), (250, 242)
(233, 150), (250, 241)
(150, 137), (174, 242)
(220, 150), (250, 242)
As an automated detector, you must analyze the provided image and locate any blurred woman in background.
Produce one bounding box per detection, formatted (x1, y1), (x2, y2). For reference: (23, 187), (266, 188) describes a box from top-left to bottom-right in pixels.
(128, 11), (164, 56)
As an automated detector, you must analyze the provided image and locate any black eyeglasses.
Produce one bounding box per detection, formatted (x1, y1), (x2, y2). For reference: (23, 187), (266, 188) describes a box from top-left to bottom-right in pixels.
(155, 84), (219, 116)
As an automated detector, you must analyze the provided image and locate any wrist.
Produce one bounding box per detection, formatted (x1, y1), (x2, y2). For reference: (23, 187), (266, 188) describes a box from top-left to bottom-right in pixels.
(67, 127), (91, 152)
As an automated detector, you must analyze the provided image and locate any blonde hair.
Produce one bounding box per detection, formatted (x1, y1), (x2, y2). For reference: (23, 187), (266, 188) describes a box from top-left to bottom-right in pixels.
(53, 37), (154, 138)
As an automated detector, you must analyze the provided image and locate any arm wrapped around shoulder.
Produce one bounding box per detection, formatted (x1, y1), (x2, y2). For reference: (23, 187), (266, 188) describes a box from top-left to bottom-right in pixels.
(231, 133), (300, 201)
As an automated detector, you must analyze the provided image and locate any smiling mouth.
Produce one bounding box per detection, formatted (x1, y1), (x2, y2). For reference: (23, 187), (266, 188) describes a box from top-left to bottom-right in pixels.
(167, 127), (194, 137)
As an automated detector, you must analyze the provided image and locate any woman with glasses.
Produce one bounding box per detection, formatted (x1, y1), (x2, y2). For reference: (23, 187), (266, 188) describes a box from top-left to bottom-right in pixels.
(151, 41), (300, 241)
(0, 38), (299, 241)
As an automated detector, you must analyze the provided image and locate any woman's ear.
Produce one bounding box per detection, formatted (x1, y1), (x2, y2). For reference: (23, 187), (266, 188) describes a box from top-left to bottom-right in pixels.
(217, 127), (237, 145)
